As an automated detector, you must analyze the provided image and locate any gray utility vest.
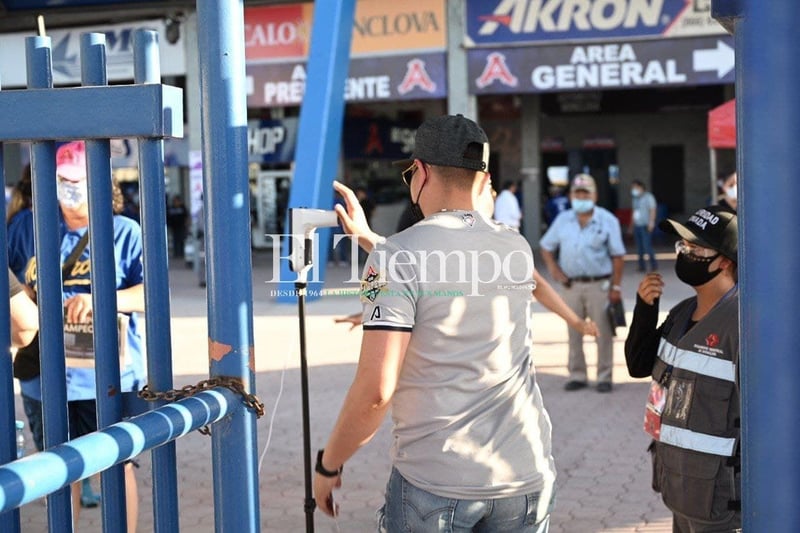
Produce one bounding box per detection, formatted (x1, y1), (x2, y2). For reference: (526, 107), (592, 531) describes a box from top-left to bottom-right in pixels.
(649, 289), (740, 523)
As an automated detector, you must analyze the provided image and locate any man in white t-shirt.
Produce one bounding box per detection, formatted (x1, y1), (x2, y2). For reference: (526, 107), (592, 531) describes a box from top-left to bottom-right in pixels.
(314, 114), (556, 532)
(494, 180), (522, 229)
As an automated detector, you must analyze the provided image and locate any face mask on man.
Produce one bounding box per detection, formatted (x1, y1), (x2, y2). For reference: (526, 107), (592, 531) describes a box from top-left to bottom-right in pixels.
(674, 252), (722, 287)
(724, 186), (737, 200)
(57, 179), (88, 209)
(571, 198), (595, 214)
(631, 188), (642, 198)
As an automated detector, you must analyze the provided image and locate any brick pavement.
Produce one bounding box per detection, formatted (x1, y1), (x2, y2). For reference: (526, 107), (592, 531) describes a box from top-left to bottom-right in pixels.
(17, 250), (687, 532)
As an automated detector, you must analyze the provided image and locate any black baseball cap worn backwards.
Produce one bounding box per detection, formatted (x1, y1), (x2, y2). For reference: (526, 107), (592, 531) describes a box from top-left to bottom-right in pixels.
(659, 204), (738, 262)
(393, 114), (490, 172)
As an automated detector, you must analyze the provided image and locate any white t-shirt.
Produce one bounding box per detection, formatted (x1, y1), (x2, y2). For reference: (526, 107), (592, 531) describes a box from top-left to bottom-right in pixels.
(493, 189), (522, 228)
(360, 210), (556, 499)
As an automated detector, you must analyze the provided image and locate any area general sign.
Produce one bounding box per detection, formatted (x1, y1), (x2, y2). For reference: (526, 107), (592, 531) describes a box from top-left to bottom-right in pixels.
(468, 35), (734, 94)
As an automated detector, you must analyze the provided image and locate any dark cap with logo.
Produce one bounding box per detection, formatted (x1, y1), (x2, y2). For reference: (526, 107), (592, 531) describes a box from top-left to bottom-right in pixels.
(659, 205), (738, 262)
(393, 114), (490, 172)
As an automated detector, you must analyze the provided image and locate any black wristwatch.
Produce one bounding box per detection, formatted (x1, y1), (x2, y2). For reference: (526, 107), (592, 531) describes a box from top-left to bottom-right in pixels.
(315, 449), (343, 478)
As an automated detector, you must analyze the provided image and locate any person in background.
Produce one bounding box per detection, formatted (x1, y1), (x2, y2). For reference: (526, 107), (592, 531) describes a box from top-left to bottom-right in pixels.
(167, 194), (189, 259)
(718, 172), (737, 212)
(630, 180), (658, 272)
(7, 141), (145, 531)
(539, 173), (625, 393)
(494, 180), (523, 229)
(544, 184), (570, 226)
(315, 115), (556, 531)
(6, 164), (32, 225)
(625, 205), (740, 532)
(7, 267), (38, 349)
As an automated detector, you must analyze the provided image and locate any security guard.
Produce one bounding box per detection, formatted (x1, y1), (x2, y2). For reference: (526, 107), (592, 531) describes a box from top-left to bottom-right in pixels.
(625, 205), (740, 532)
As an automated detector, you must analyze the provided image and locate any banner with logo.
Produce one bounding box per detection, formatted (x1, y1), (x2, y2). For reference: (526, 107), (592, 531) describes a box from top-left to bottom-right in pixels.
(468, 35), (734, 94)
(247, 51), (445, 107)
(245, 0), (445, 63)
(342, 118), (418, 160)
(0, 19), (185, 88)
(247, 118), (299, 164)
(465, 0), (726, 46)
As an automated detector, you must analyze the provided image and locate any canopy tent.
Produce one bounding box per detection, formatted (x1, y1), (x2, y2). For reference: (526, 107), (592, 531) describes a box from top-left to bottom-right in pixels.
(709, 98), (736, 149)
(708, 99), (736, 202)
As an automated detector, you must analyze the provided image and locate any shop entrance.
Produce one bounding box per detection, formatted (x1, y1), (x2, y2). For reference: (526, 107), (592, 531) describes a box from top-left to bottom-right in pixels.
(252, 170), (292, 249)
(651, 145), (685, 214)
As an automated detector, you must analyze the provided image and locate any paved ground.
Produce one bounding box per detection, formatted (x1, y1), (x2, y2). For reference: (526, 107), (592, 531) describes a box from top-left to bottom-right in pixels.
(16, 245), (690, 532)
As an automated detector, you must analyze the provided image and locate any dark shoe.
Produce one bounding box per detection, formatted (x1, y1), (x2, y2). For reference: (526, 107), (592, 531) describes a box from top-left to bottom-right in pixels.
(564, 380), (588, 391)
(596, 382), (613, 393)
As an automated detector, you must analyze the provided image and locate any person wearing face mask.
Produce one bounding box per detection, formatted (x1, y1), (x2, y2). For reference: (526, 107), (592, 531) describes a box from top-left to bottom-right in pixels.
(718, 171), (737, 212)
(539, 173), (626, 393)
(314, 115), (557, 531)
(629, 180), (659, 272)
(6, 141), (145, 531)
(624, 205), (740, 532)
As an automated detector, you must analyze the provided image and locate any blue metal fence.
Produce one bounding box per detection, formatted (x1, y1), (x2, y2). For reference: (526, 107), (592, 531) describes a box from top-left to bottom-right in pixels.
(0, 2), (262, 529)
(0, 0), (358, 530)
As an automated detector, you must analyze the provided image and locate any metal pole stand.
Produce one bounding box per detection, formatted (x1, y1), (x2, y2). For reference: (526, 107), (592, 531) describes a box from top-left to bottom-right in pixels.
(296, 280), (315, 533)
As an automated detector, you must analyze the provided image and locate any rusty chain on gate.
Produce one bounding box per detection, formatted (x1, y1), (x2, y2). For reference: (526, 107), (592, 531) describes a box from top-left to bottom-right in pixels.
(138, 376), (265, 436)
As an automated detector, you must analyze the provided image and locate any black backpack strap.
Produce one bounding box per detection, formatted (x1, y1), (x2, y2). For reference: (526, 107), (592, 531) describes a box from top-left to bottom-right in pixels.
(61, 231), (89, 280)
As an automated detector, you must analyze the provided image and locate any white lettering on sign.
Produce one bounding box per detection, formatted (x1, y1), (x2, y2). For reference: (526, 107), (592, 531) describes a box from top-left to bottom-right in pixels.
(263, 81), (305, 104)
(390, 127), (416, 154)
(532, 42), (687, 90)
(477, 0), (664, 35)
(570, 43), (636, 63)
(344, 76), (391, 100)
(262, 65), (308, 105)
(248, 126), (286, 156)
(262, 67), (393, 105)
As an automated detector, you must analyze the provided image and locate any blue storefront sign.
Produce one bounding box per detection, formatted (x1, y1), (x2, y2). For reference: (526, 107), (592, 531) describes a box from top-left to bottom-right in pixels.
(465, 0), (725, 46)
(246, 51), (446, 108)
(247, 118), (298, 164)
(342, 118), (417, 160)
(247, 117), (417, 162)
(468, 35), (734, 94)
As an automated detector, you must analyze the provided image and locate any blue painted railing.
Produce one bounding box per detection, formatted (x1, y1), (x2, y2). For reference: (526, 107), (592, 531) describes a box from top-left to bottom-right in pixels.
(0, 0), (356, 530)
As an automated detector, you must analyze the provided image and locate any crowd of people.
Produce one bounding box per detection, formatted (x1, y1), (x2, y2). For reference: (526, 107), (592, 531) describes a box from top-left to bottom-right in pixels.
(4, 117), (741, 531)
(319, 115), (741, 532)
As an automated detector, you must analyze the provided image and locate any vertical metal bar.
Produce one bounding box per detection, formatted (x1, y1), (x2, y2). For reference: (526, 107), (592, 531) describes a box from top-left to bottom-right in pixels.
(0, 141), (23, 532)
(195, 1), (260, 531)
(25, 35), (73, 530)
(276, 0), (357, 303)
(734, 2), (800, 529)
(80, 32), (127, 533)
(134, 28), (180, 533)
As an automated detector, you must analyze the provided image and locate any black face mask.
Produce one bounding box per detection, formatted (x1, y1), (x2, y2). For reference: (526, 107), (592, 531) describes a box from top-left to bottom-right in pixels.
(674, 252), (722, 287)
(409, 178), (427, 223)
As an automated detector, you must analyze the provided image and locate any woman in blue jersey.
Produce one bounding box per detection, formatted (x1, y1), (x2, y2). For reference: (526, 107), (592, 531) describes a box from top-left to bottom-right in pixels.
(7, 141), (145, 531)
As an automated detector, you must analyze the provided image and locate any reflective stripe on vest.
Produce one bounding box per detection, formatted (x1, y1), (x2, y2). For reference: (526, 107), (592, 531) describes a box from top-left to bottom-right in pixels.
(657, 338), (736, 383)
(660, 424), (737, 456)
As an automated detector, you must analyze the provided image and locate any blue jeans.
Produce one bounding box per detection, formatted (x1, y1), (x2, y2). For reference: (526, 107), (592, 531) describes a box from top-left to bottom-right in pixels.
(633, 225), (658, 271)
(22, 390), (148, 452)
(377, 467), (553, 532)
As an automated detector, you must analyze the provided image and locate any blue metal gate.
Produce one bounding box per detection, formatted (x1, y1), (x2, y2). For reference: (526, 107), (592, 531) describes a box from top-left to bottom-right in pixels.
(0, 0), (357, 530)
(0, 2), (261, 531)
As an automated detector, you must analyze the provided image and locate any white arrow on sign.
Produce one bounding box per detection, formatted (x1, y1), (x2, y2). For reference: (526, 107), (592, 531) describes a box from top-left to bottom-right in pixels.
(693, 40), (735, 78)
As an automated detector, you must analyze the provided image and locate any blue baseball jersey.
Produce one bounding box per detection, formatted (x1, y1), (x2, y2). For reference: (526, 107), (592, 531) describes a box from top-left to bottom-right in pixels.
(7, 208), (146, 401)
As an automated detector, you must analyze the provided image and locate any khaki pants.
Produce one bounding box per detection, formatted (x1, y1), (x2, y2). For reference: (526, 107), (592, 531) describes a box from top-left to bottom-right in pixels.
(561, 280), (614, 384)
